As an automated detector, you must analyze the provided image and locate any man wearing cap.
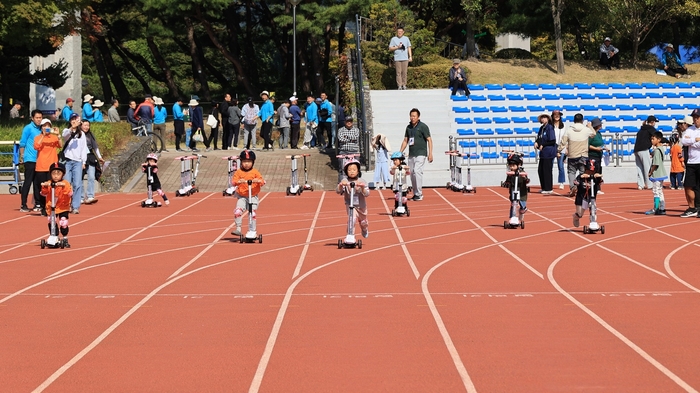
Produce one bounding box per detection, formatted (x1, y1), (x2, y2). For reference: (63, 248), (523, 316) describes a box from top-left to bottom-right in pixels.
(558, 113), (596, 197)
(61, 98), (75, 122)
(259, 91), (274, 150)
(633, 116), (659, 190)
(337, 117), (361, 182)
(18, 110), (44, 212)
(389, 27), (412, 90)
(680, 109), (700, 217)
(108, 99), (120, 123)
(82, 94), (95, 121)
(278, 99), (291, 149)
(448, 59), (469, 96)
(599, 37), (620, 70)
(289, 97), (302, 149)
(662, 44), (688, 78)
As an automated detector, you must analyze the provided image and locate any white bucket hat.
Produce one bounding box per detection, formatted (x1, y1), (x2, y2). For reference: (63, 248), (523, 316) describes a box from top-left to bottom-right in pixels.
(188, 99), (199, 106)
(154, 97), (164, 105)
(93, 99), (104, 108)
(83, 94), (94, 102)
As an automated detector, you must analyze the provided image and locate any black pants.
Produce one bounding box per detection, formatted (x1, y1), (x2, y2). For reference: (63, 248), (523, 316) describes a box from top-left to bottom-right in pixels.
(208, 126), (219, 149)
(261, 121), (273, 149)
(35, 171), (50, 212)
(600, 52), (620, 69)
(538, 157), (554, 192)
(316, 122), (327, 147)
(665, 67), (687, 78)
(450, 78), (468, 95)
(20, 161), (40, 208)
(290, 123), (301, 148)
(174, 120), (185, 150)
(221, 119), (230, 149)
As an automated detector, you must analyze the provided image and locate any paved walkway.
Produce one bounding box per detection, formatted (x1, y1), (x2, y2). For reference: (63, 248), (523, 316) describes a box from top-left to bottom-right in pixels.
(126, 147), (340, 194)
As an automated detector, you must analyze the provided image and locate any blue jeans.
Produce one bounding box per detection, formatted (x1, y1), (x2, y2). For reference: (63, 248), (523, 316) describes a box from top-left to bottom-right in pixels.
(86, 165), (96, 199)
(65, 159), (83, 210)
(557, 154), (566, 184)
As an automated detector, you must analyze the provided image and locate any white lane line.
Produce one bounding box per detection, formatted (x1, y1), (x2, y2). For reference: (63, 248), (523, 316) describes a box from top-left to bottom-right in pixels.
(664, 240), (700, 294)
(378, 192), (420, 279)
(292, 192), (326, 278)
(440, 189), (544, 279)
(596, 244), (668, 278)
(0, 215), (30, 225)
(548, 251), (698, 393)
(31, 216), (238, 393)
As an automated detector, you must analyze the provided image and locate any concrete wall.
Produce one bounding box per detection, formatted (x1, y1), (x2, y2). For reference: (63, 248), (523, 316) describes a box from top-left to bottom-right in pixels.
(495, 34), (531, 52)
(29, 34), (82, 116)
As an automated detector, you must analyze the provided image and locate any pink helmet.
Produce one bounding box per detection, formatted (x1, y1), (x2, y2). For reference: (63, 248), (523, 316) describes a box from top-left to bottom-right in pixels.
(146, 153), (158, 162)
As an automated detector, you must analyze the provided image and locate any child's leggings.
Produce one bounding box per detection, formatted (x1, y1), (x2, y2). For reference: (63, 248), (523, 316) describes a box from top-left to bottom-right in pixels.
(346, 200), (368, 235)
(48, 211), (70, 236)
(234, 195), (259, 231)
(509, 201), (527, 218)
(651, 180), (666, 210)
(670, 172), (684, 189)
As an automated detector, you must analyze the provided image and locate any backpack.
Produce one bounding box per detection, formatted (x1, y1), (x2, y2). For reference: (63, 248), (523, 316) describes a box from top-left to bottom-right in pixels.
(319, 107), (329, 120)
(244, 105), (258, 125)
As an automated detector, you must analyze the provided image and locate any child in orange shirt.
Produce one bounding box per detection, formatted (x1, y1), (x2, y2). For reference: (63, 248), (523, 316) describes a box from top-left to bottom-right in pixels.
(230, 150), (265, 236)
(40, 163), (74, 248)
(669, 133), (685, 190)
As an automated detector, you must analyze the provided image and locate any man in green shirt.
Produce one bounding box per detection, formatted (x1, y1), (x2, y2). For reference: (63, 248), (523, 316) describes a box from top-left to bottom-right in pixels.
(399, 108), (433, 200)
(588, 117), (605, 194)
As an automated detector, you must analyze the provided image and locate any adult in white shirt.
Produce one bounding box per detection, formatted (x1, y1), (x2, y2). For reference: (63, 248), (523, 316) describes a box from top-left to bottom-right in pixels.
(680, 109), (700, 217)
(62, 120), (89, 214)
(389, 27), (412, 90)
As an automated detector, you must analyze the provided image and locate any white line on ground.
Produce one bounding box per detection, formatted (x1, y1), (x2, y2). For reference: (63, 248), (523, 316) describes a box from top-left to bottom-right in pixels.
(292, 192), (326, 278)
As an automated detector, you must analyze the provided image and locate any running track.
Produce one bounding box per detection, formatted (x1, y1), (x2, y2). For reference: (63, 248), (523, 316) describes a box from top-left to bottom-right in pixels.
(1, 185), (699, 392)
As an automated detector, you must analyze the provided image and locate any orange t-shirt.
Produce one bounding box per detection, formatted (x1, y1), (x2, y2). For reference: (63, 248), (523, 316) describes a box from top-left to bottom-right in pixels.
(670, 144), (684, 173)
(232, 168), (264, 197)
(33, 133), (61, 172)
(41, 181), (73, 214)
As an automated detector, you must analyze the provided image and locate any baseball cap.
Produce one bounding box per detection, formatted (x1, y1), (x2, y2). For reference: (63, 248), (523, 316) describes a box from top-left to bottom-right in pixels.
(66, 98), (74, 103)
(40, 119), (52, 126)
(604, 37), (611, 42)
(590, 117), (602, 128)
(692, 108), (700, 117)
(69, 113), (80, 120)
(646, 115), (659, 122)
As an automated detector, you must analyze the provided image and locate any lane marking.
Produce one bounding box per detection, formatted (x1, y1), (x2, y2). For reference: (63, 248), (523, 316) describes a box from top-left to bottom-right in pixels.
(292, 192), (326, 278)
(663, 239), (700, 294)
(0, 215), (30, 225)
(378, 191), (420, 279)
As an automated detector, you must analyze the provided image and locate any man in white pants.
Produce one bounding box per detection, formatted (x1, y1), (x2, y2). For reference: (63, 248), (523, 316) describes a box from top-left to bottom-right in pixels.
(399, 108), (433, 200)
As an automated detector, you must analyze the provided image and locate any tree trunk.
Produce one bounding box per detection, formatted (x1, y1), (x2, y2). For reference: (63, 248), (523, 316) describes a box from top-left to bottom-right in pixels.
(90, 39), (114, 102)
(465, 15), (476, 60)
(299, 32), (312, 94)
(245, 0), (260, 86)
(184, 17), (211, 100)
(632, 33), (640, 69)
(310, 35), (325, 94)
(338, 20), (347, 60)
(96, 36), (130, 102)
(0, 61), (11, 121)
(194, 34), (232, 92)
(324, 23), (332, 88)
(146, 37), (181, 99)
(550, 0), (565, 74)
(109, 40), (152, 95)
(194, 10), (255, 97)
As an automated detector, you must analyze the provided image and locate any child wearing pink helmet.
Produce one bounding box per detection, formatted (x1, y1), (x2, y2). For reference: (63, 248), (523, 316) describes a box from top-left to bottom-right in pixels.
(337, 159), (370, 238)
(142, 153), (169, 205)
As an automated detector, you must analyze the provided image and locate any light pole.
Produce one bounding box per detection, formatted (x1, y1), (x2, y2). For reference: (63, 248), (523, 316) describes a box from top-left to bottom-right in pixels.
(290, 0), (302, 96)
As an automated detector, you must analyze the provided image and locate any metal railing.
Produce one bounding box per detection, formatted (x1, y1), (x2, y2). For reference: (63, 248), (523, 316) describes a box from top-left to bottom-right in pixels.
(354, 14), (371, 171)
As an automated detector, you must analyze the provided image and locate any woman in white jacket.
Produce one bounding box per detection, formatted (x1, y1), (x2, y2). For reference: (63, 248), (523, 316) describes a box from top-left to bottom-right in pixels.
(62, 117), (89, 214)
(552, 110), (567, 190)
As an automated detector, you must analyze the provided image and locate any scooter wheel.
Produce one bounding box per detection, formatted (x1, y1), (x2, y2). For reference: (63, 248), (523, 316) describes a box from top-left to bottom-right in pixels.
(338, 239), (343, 249)
(504, 221), (508, 229)
(141, 201), (146, 207)
(473, 188), (477, 193)
(258, 235), (263, 243)
(391, 210), (396, 217)
(583, 226), (589, 234)
(520, 220), (525, 229)
(60, 240), (65, 249)
(406, 208), (410, 217)
(41, 239), (46, 249)
(446, 182), (450, 189)
(222, 191), (226, 196)
(286, 187), (291, 196)
(239, 235), (244, 244)
(600, 226), (605, 234)
(357, 240), (362, 249)
(297, 189), (302, 195)
(310, 186), (314, 191)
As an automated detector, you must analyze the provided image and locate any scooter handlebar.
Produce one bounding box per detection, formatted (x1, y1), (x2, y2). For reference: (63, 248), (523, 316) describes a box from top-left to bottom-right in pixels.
(222, 156), (240, 160)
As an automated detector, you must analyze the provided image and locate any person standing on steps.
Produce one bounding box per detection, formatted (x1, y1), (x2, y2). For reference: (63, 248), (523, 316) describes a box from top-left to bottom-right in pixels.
(399, 108), (433, 201)
(389, 27), (412, 90)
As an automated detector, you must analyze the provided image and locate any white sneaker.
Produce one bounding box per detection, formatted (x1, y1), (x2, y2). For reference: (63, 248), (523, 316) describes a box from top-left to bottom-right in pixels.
(597, 190), (604, 195)
(572, 213), (580, 228)
(559, 183), (564, 190)
(300, 145), (309, 150)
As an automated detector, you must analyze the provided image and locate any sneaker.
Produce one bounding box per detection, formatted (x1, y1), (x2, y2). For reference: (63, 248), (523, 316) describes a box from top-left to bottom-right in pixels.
(412, 195), (423, 201)
(205, 147), (212, 152)
(191, 148), (200, 152)
(176, 148), (184, 152)
(680, 208), (698, 218)
(85, 197), (97, 204)
(72, 209), (79, 215)
(33, 205), (42, 212)
(645, 209), (656, 215)
(231, 229), (242, 236)
(559, 183), (564, 190)
(596, 190), (604, 195)
(638, 186), (644, 190)
(300, 145), (309, 150)
(41, 209), (47, 217)
(655, 209), (666, 215)
(19, 206), (30, 213)
(63, 240), (71, 248)
(572, 213), (580, 228)
(519, 207), (528, 214)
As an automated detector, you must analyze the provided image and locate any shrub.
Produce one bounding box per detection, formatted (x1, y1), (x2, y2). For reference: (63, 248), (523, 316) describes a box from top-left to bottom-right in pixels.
(364, 56), (467, 90)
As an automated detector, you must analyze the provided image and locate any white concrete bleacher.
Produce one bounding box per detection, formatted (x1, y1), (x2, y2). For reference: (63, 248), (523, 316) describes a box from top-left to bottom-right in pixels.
(369, 82), (698, 187)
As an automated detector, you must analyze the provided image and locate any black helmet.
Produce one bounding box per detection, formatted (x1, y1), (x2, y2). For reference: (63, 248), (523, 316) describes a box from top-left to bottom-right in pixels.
(49, 162), (66, 174)
(506, 153), (523, 166)
(240, 149), (256, 162)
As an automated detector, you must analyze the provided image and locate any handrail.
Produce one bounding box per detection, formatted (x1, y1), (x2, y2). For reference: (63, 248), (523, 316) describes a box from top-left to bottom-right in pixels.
(355, 14), (370, 171)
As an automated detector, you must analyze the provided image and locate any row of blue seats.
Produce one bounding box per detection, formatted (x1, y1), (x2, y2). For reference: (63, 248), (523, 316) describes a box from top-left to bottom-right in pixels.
(453, 103), (696, 113)
(467, 82), (700, 91)
(455, 115), (682, 125)
(452, 91), (700, 101)
(458, 135), (638, 145)
(456, 125), (674, 135)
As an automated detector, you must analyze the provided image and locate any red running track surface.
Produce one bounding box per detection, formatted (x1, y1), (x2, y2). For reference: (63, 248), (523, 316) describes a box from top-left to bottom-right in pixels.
(0, 185), (699, 392)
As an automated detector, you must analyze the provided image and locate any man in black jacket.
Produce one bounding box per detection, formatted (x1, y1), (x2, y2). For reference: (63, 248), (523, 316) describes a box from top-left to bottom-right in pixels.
(220, 93), (231, 149)
(633, 116), (658, 190)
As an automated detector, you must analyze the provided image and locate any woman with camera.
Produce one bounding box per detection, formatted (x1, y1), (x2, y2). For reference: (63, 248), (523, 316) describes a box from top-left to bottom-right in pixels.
(62, 113), (88, 214)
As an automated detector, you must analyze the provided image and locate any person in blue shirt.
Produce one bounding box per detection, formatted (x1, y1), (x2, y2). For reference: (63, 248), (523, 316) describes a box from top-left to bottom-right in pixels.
(153, 97), (168, 152)
(303, 96), (318, 149)
(319, 92), (334, 149)
(18, 110), (44, 212)
(61, 98), (74, 122)
(81, 94), (95, 121)
(662, 43), (688, 79)
(289, 97), (302, 149)
(172, 98), (185, 151)
(258, 91), (275, 150)
(92, 99), (105, 122)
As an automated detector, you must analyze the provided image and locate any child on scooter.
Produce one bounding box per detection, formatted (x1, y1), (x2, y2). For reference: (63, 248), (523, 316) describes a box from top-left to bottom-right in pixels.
(390, 152), (411, 209)
(572, 158), (602, 227)
(337, 159), (370, 238)
(142, 153), (170, 205)
(501, 153), (528, 222)
(231, 150), (265, 236)
(40, 162), (73, 247)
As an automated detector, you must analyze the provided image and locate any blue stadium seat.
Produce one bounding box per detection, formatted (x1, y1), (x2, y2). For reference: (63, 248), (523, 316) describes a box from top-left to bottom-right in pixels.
(598, 105), (615, 111)
(609, 83), (626, 90)
(691, 82), (700, 88)
(451, 95), (469, 101)
(453, 107), (471, 113)
(457, 129), (475, 136)
(512, 117), (529, 123)
(496, 128), (514, 135)
(530, 116), (540, 122)
(658, 125), (672, 132)
(624, 126), (637, 133)
(603, 138), (613, 144)
(627, 138), (636, 144)
(658, 82), (675, 89)
(619, 115), (636, 121)
(602, 115), (620, 122)
(613, 93), (630, 99)
(663, 92), (681, 99)
(672, 114), (685, 121)
(679, 92), (697, 99)
(563, 105), (579, 112)
(483, 152), (499, 159)
(473, 106), (488, 113)
(515, 128), (533, 135)
(684, 103), (699, 110)
(617, 105), (634, 111)
(509, 106), (527, 112)
(581, 105), (597, 111)
(475, 118), (492, 124)
(539, 83), (556, 90)
(557, 84), (575, 90)
(488, 95), (506, 101)
(642, 82), (659, 89)
(532, 127), (540, 133)
(456, 118), (474, 124)
(574, 83), (592, 89)
(633, 104), (650, 111)
(522, 83), (538, 90)
(666, 104), (684, 110)
(470, 95), (487, 101)
(675, 82), (692, 89)
(466, 153), (480, 159)
(629, 93), (646, 99)
(595, 93), (613, 99)
(491, 106), (508, 112)
(486, 84), (502, 90)
(545, 105), (560, 112)
(506, 94), (524, 100)
(625, 83), (643, 89)
(527, 151), (537, 158)
(542, 94), (558, 100)
(526, 105), (545, 111)
(468, 84), (484, 91)
(524, 94), (542, 100)
(577, 93), (596, 100)
(498, 140), (516, 147)
(479, 140), (497, 147)
(476, 129), (494, 135)
(646, 93), (663, 99)
(494, 117), (511, 124)
(608, 126), (623, 133)
(504, 84), (521, 90)
(561, 94), (577, 100)
(650, 104), (666, 110)
(592, 83), (610, 89)
(635, 114), (648, 121)
(656, 114), (672, 121)
(517, 140), (535, 146)
(459, 140), (477, 147)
